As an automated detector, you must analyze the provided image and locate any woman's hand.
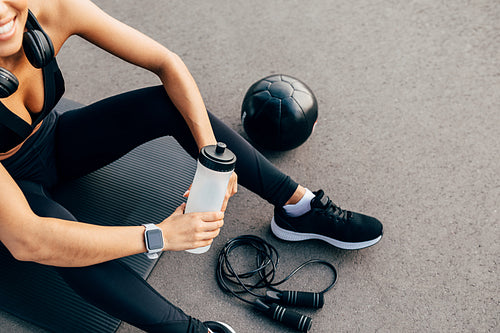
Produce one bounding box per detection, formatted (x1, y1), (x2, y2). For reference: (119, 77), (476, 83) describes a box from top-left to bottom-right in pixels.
(159, 203), (224, 251)
(221, 171), (238, 212)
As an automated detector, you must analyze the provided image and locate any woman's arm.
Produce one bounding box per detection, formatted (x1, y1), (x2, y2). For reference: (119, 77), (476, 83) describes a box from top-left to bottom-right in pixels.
(48, 0), (237, 202)
(0, 1), (229, 267)
(0, 163), (144, 266)
(52, 0), (217, 150)
(0, 163), (224, 267)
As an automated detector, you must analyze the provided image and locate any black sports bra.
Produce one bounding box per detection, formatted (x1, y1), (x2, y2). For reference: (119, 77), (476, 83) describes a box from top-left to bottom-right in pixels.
(0, 15), (65, 154)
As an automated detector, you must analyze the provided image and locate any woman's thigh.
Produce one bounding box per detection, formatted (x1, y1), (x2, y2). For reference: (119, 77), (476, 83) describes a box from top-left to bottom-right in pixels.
(54, 85), (297, 206)
(54, 86), (199, 182)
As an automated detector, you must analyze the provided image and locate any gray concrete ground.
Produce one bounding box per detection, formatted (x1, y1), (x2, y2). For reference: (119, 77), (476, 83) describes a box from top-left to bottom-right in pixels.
(1, 0), (498, 332)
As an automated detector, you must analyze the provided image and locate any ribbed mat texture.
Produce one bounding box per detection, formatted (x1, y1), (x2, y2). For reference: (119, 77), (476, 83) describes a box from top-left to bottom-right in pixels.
(0, 99), (197, 332)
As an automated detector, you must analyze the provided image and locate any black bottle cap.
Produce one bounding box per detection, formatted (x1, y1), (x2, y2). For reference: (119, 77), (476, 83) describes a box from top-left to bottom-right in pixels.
(199, 142), (237, 172)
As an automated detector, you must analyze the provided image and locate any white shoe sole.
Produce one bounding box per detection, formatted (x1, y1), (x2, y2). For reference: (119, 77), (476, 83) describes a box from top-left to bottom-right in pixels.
(271, 217), (382, 250)
(207, 321), (236, 333)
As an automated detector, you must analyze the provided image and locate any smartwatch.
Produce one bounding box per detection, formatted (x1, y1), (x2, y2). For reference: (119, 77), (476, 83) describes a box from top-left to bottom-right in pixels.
(142, 224), (164, 259)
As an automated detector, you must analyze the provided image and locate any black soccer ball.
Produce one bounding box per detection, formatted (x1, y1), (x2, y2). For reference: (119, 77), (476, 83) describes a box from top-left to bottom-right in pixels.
(241, 74), (318, 151)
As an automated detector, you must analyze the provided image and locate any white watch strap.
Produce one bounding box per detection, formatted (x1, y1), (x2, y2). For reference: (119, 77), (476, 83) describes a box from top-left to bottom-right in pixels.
(146, 252), (160, 260)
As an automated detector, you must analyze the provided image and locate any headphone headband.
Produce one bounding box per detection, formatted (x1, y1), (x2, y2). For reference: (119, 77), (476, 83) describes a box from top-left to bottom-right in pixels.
(26, 9), (43, 31)
(22, 9), (55, 69)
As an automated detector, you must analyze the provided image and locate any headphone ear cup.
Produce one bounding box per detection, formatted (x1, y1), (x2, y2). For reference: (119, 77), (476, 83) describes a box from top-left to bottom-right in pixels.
(23, 29), (55, 69)
(0, 68), (19, 98)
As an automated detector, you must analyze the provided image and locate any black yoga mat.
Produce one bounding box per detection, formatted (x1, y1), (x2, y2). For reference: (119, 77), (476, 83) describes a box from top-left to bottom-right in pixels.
(0, 99), (197, 332)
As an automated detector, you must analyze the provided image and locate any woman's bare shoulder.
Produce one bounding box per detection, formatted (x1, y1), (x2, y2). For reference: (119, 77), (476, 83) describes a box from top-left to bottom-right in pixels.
(26, 0), (87, 52)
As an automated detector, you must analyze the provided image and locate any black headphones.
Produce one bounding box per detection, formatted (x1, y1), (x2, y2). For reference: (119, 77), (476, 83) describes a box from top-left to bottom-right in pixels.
(0, 10), (55, 98)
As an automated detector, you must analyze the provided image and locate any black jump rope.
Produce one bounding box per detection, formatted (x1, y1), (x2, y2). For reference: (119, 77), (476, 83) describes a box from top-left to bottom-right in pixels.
(215, 235), (337, 332)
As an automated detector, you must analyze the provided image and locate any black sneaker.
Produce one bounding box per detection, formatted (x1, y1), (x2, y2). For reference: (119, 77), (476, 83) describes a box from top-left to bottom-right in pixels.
(204, 321), (236, 333)
(271, 190), (383, 250)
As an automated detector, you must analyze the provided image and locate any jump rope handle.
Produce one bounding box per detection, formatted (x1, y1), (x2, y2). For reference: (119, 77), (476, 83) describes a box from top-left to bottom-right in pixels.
(254, 299), (312, 332)
(266, 290), (324, 309)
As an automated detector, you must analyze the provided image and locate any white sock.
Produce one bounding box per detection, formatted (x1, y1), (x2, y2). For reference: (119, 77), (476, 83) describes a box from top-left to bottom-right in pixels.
(283, 188), (315, 217)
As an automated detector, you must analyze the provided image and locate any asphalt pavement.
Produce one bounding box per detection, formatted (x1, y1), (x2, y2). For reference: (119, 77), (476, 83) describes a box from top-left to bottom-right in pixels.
(1, 1), (498, 332)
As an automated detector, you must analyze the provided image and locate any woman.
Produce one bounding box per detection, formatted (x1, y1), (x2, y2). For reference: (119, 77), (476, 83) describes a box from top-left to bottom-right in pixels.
(0, 0), (383, 332)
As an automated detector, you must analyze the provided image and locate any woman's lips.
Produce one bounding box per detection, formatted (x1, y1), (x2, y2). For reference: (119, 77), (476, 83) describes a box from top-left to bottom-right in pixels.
(0, 17), (16, 41)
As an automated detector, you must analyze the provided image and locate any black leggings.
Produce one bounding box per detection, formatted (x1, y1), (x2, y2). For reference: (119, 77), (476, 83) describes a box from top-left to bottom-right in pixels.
(5, 86), (298, 332)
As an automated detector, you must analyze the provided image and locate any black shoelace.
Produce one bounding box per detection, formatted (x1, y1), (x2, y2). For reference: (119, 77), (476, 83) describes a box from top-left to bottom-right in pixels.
(316, 193), (351, 222)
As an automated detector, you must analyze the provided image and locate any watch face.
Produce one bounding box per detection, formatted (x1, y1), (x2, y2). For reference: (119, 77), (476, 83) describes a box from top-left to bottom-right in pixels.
(146, 229), (163, 250)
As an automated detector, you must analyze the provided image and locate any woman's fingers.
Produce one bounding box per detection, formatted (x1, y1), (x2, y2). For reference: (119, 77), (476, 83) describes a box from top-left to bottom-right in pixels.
(221, 172), (238, 212)
(195, 227), (221, 242)
(173, 202), (186, 215)
(193, 213), (224, 232)
(183, 185), (191, 198)
(159, 207), (225, 251)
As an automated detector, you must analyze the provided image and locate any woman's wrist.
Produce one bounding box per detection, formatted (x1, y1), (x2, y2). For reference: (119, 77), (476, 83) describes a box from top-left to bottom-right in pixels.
(197, 130), (217, 147)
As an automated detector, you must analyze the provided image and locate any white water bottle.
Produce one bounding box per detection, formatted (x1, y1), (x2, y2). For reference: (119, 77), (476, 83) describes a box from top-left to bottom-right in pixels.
(185, 142), (237, 254)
